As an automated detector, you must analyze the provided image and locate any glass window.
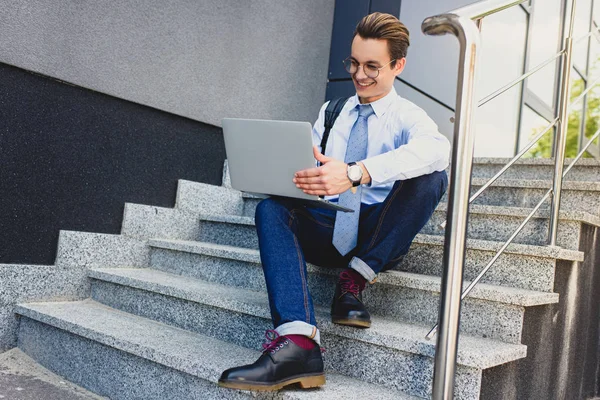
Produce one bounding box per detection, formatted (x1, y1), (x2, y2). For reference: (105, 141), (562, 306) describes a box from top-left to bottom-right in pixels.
(573, 0), (592, 72)
(526, 68), (587, 157)
(588, 33), (600, 82)
(574, 0), (592, 40)
(528, 0), (562, 106)
(477, 6), (528, 98)
(520, 106), (552, 157)
(566, 68), (586, 157)
(583, 84), (600, 157)
(475, 86), (522, 157)
(573, 38), (591, 74)
(474, 6), (528, 157)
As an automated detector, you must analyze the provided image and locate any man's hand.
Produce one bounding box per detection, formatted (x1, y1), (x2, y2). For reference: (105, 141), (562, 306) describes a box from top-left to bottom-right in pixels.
(292, 146), (353, 196)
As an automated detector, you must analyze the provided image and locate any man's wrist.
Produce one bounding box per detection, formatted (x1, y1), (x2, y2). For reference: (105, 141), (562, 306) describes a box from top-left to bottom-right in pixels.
(357, 162), (371, 185)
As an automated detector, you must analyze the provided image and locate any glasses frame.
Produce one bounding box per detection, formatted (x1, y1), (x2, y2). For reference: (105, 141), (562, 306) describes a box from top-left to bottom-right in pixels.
(343, 57), (397, 79)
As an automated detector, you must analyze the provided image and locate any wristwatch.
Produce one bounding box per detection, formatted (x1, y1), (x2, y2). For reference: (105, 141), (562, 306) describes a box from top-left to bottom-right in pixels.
(347, 162), (363, 187)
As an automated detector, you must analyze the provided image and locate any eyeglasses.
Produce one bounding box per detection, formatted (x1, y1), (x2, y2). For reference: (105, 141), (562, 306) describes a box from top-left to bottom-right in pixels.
(343, 58), (396, 78)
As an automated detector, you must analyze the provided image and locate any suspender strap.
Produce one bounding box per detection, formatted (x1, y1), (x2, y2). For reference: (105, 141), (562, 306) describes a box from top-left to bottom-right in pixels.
(320, 97), (350, 157)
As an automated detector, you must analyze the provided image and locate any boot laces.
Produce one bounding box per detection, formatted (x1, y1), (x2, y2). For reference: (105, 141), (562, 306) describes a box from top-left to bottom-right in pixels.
(262, 329), (288, 354)
(339, 271), (360, 296)
(262, 329), (327, 354)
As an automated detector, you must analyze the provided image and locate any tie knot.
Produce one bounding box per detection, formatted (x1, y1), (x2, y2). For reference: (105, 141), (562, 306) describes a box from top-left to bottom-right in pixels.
(357, 104), (374, 119)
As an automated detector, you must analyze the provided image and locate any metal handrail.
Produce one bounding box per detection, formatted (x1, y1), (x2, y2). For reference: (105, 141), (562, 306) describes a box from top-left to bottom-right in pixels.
(564, 128), (600, 171)
(421, 7), (483, 399)
(427, 189), (551, 338)
(466, 117), (558, 201)
(426, 126), (600, 339)
(422, 0), (580, 398)
(548, 0), (577, 246)
(445, 0), (528, 20)
(439, 117), (559, 229)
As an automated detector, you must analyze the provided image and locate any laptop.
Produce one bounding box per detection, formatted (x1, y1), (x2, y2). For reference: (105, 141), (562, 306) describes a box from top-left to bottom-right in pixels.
(222, 118), (353, 213)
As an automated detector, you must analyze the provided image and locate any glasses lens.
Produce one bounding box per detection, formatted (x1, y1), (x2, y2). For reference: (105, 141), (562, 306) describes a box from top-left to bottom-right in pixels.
(365, 67), (378, 79)
(343, 59), (356, 74)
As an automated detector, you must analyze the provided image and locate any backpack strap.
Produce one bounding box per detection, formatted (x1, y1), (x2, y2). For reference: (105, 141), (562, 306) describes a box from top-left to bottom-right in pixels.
(320, 97), (350, 160)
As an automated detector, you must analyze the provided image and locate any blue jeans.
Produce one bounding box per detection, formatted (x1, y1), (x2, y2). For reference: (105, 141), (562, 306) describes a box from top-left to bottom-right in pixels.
(255, 170), (448, 344)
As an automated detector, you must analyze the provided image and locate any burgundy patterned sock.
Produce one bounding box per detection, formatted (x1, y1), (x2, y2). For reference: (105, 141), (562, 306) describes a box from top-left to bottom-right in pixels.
(341, 268), (367, 292)
(285, 334), (317, 350)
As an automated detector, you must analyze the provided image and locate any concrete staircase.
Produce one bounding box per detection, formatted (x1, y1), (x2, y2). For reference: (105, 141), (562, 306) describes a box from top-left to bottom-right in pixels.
(11, 158), (600, 399)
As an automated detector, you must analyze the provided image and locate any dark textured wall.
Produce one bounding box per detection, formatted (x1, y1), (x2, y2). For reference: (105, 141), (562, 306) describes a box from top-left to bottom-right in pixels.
(0, 63), (225, 265)
(480, 224), (600, 400)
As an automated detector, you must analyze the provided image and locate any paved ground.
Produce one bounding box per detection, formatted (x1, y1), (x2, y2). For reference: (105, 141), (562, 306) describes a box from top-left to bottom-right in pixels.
(0, 348), (107, 400)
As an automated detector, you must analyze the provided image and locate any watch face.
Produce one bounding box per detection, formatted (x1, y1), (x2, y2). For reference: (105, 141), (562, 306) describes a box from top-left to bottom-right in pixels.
(348, 165), (362, 181)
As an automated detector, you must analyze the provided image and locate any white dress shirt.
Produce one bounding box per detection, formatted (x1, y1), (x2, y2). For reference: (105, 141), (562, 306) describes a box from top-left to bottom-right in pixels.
(312, 87), (450, 205)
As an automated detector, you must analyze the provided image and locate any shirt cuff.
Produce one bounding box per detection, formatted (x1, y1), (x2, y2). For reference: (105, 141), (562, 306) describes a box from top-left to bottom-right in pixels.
(361, 156), (389, 187)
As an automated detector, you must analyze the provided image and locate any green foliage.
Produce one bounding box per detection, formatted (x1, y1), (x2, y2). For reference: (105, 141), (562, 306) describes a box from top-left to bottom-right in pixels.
(527, 67), (600, 158)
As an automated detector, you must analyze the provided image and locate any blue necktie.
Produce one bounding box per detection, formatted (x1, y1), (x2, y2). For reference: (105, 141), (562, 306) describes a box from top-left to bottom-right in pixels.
(332, 104), (373, 256)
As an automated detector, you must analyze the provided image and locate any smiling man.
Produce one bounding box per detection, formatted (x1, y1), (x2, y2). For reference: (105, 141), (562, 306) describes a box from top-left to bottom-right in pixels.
(219, 12), (450, 391)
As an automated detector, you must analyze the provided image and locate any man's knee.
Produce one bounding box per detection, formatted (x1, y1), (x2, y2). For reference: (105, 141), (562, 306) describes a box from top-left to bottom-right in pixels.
(393, 170), (448, 198)
(255, 197), (297, 224)
(255, 197), (282, 222)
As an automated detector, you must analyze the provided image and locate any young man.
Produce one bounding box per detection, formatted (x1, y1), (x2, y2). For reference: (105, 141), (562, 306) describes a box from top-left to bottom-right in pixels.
(219, 12), (450, 391)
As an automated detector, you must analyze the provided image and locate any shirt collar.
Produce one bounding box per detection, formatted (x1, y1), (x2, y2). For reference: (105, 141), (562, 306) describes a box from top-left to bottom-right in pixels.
(348, 87), (397, 118)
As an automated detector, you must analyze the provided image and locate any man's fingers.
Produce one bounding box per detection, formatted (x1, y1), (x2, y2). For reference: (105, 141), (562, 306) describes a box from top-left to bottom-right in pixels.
(294, 167), (321, 178)
(296, 183), (326, 190)
(302, 189), (335, 196)
(294, 176), (326, 184)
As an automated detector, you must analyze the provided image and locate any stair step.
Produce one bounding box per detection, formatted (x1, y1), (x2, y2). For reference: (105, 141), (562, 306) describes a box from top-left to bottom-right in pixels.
(222, 159), (600, 194)
(86, 268), (526, 398)
(424, 204), (599, 250)
(122, 198), (598, 252)
(471, 158), (600, 182)
(147, 240), (559, 307)
(190, 212), (586, 262)
(466, 178), (600, 214)
(239, 179), (600, 217)
(175, 179), (243, 216)
(16, 300), (416, 400)
(55, 231), (150, 269)
(147, 239), (559, 344)
(121, 203), (202, 241)
(170, 212), (583, 293)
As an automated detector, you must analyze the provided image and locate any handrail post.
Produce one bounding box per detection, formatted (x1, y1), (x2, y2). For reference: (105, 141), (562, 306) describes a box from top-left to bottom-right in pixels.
(548, 0), (577, 246)
(422, 14), (481, 400)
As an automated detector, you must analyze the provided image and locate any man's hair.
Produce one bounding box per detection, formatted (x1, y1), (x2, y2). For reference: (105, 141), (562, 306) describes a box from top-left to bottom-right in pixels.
(354, 12), (410, 61)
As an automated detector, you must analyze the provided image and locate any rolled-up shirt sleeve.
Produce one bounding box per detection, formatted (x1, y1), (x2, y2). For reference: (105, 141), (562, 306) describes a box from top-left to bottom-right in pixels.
(362, 103), (450, 186)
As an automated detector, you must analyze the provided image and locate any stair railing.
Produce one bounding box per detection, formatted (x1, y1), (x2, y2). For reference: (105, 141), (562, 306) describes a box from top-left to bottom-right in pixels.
(418, 0), (600, 398)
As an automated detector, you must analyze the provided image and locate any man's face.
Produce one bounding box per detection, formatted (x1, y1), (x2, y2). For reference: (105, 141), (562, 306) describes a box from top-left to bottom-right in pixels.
(350, 35), (405, 104)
